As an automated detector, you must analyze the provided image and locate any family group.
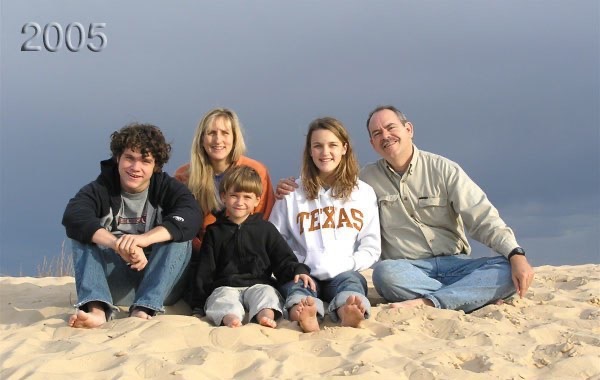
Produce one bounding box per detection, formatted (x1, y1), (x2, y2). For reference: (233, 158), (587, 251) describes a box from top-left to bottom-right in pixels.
(62, 106), (535, 332)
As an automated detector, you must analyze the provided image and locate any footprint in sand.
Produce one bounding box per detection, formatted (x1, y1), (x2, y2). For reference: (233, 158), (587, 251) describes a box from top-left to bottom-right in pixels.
(209, 327), (242, 349)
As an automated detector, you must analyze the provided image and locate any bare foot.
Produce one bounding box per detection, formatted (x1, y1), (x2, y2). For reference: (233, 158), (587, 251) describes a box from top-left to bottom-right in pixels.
(130, 307), (153, 320)
(389, 298), (434, 309)
(289, 296), (319, 333)
(222, 313), (242, 328)
(68, 303), (107, 329)
(256, 308), (277, 328)
(338, 295), (366, 328)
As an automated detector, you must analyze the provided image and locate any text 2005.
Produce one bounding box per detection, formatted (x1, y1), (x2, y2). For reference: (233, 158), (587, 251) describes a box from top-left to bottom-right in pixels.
(21, 22), (107, 52)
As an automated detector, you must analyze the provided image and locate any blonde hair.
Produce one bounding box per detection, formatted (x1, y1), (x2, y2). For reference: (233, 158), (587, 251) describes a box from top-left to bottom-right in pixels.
(187, 108), (247, 214)
(219, 165), (263, 197)
(301, 117), (359, 200)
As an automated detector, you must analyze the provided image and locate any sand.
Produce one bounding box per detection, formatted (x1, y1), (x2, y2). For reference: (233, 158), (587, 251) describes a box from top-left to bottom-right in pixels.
(1, 265), (598, 379)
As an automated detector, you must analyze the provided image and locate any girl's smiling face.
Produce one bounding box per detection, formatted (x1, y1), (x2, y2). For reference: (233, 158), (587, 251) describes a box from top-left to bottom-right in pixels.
(310, 128), (347, 181)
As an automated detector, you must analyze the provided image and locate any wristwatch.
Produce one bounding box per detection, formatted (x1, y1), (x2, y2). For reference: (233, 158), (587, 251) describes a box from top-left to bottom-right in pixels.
(507, 247), (526, 260)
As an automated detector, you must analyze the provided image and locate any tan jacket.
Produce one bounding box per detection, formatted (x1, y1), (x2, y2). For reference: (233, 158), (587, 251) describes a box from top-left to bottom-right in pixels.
(360, 145), (518, 260)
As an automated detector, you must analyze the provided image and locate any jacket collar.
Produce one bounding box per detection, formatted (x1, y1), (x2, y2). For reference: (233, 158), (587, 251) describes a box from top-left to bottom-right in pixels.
(213, 209), (264, 226)
(379, 144), (420, 177)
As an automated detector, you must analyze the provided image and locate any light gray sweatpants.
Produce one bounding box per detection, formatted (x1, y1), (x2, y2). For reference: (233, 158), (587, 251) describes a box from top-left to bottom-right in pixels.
(204, 284), (284, 326)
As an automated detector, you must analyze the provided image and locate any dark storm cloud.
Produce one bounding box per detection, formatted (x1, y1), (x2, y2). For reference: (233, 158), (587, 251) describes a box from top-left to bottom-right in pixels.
(1, 1), (598, 274)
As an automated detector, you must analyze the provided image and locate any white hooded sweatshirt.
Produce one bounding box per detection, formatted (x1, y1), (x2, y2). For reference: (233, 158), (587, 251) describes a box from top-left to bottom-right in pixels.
(269, 179), (381, 280)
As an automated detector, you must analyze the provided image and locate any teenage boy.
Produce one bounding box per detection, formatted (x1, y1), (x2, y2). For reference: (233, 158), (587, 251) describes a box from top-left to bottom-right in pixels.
(62, 123), (202, 328)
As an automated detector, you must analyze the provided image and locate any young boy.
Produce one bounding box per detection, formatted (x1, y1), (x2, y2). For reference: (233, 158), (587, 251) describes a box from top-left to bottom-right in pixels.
(62, 123), (202, 328)
(190, 165), (315, 328)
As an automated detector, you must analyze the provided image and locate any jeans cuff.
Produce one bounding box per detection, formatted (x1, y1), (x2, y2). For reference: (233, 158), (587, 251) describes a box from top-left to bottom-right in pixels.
(131, 302), (163, 315)
(423, 294), (441, 309)
(284, 295), (325, 318)
(327, 292), (371, 322)
(75, 299), (119, 321)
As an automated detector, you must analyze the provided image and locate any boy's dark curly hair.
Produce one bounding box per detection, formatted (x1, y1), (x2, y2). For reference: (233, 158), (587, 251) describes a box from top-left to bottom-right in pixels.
(110, 123), (171, 171)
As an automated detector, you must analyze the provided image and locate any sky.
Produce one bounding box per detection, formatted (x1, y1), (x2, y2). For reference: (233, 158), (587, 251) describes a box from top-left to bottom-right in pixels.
(1, 1), (598, 275)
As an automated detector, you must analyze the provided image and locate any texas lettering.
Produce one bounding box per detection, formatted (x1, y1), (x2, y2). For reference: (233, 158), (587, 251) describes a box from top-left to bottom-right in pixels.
(296, 207), (364, 234)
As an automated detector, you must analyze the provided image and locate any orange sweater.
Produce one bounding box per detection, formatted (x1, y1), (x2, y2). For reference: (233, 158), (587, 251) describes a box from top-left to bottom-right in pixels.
(174, 155), (275, 254)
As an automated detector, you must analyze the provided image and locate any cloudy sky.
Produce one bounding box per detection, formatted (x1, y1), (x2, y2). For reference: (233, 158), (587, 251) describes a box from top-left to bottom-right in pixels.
(1, 1), (598, 275)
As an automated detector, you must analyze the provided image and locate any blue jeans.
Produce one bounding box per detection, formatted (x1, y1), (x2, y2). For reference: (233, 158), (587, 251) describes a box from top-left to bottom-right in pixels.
(70, 238), (192, 318)
(372, 255), (515, 313)
(279, 271), (370, 322)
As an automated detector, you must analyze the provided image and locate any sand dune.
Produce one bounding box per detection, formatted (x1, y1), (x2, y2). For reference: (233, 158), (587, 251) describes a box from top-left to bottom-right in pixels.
(1, 265), (598, 379)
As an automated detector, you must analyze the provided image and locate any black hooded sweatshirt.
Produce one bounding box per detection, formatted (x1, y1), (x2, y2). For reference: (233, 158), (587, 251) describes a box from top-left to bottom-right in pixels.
(189, 211), (310, 311)
(62, 158), (202, 244)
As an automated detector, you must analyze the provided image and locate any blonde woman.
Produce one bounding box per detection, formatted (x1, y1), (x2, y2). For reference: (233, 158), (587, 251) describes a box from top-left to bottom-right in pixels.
(175, 108), (275, 257)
